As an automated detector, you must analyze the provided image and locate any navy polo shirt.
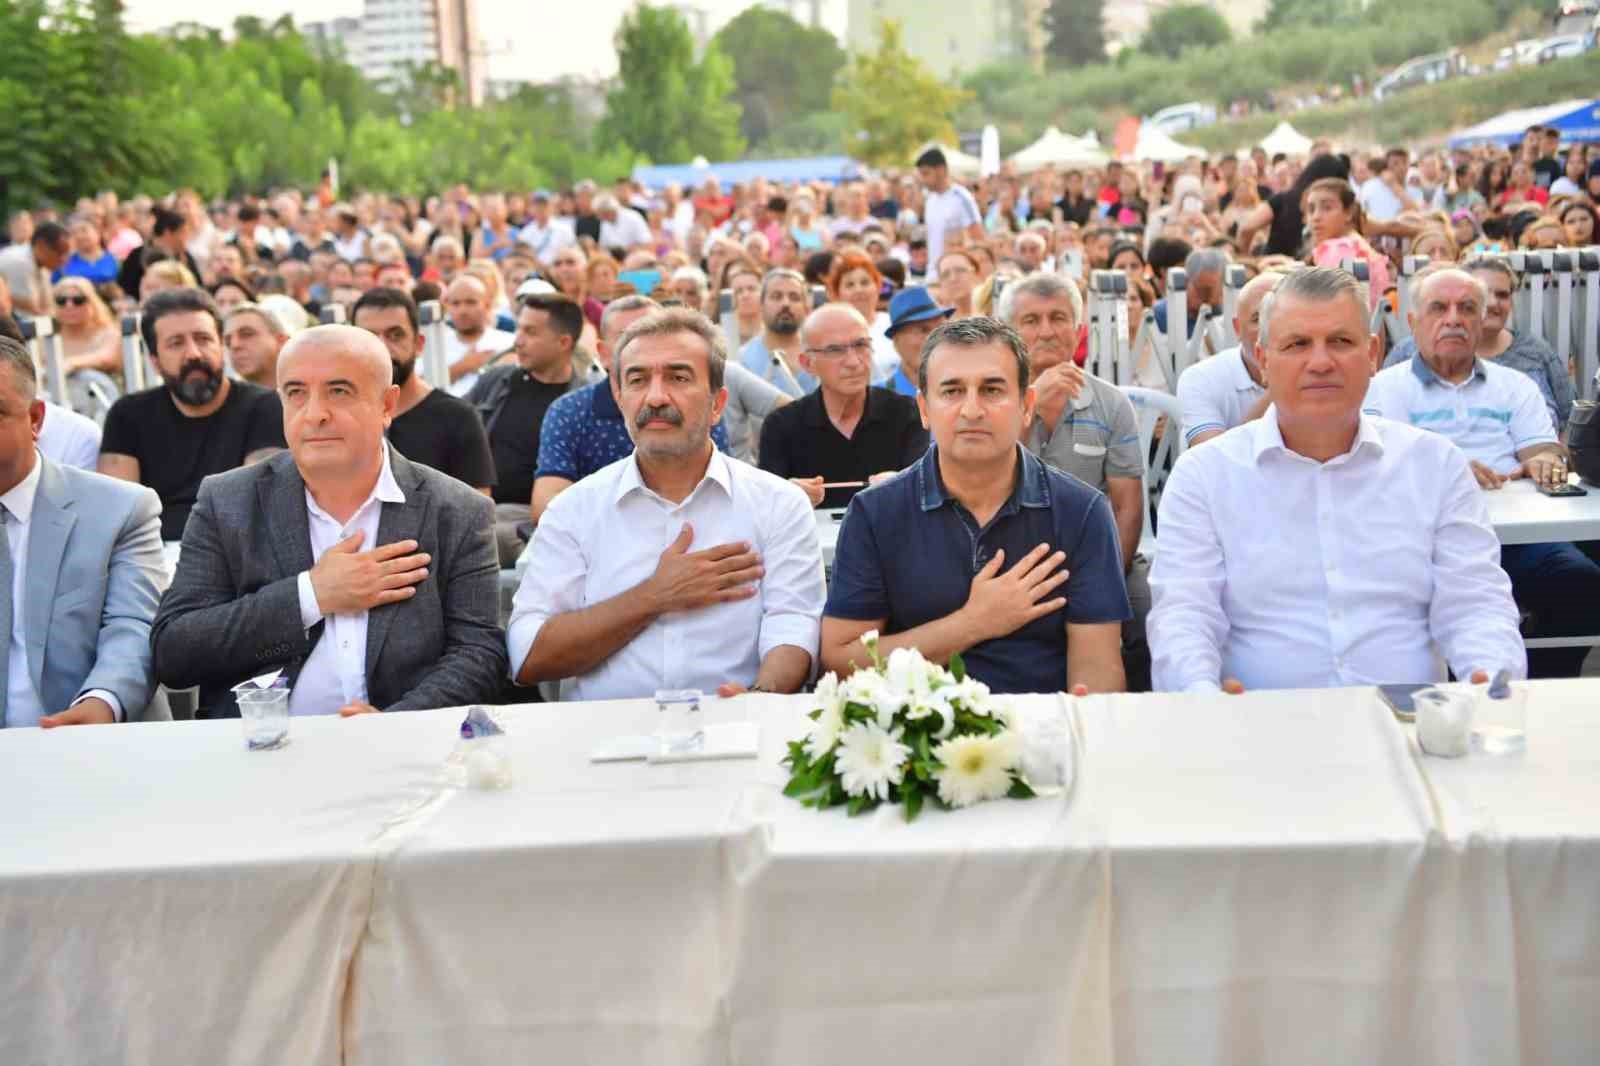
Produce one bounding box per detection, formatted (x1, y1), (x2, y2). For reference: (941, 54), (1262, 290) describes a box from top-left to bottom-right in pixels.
(826, 444), (1132, 694)
(536, 379), (729, 483)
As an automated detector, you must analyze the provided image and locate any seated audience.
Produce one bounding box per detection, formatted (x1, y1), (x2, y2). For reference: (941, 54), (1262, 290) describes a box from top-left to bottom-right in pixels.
(821, 317), (1130, 696)
(510, 308), (824, 700)
(1151, 267), (1525, 692)
(152, 325), (506, 718)
(222, 302), (288, 388)
(1176, 270), (1281, 446)
(879, 286), (953, 397)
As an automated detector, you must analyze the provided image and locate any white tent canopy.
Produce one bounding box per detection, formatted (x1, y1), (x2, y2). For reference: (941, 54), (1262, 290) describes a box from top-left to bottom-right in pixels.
(1009, 126), (1110, 171)
(1130, 124), (1206, 163)
(1259, 121), (1313, 157)
(916, 141), (982, 179)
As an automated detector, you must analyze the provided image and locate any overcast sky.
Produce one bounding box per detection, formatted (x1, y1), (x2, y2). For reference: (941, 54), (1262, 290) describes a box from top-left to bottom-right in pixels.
(124, 0), (847, 81)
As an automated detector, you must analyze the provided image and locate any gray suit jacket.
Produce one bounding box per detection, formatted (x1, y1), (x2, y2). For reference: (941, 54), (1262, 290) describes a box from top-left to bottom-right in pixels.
(8, 458), (168, 724)
(151, 447), (506, 718)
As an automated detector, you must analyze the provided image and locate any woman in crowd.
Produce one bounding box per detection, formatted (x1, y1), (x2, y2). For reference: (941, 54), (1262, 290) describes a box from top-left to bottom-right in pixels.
(58, 216), (118, 286)
(1219, 171), (1263, 241)
(788, 192), (828, 253)
(1559, 200), (1596, 247)
(936, 249), (979, 318)
(140, 258), (197, 302)
(713, 258), (764, 344)
(1409, 227), (1458, 263)
(53, 276), (120, 378)
(1499, 160), (1548, 208)
(548, 244), (604, 329)
(1236, 152), (1350, 258)
(1550, 146), (1589, 197)
(1478, 158), (1510, 204)
(826, 250), (897, 377)
(1517, 215), (1566, 250)
(208, 276), (255, 316)
(1300, 177), (1391, 308)
(585, 253), (621, 307)
(1108, 241), (1147, 289)
(471, 194), (516, 262)
(1448, 210), (1481, 252)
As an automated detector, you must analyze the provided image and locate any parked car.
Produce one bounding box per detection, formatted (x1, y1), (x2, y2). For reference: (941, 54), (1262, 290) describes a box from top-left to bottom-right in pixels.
(1372, 49), (1465, 101)
(1535, 32), (1592, 62)
(1492, 38), (1546, 70)
(1145, 101), (1217, 135)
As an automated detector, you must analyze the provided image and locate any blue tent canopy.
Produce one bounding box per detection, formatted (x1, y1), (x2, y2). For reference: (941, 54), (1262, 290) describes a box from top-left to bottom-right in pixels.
(1447, 98), (1600, 148)
(631, 155), (865, 190)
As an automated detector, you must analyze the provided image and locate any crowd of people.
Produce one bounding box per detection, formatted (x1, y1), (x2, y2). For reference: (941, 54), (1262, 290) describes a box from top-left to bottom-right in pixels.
(1, 121), (1597, 727)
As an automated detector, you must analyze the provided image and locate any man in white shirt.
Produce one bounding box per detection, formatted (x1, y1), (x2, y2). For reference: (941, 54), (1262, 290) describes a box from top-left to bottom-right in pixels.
(1176, 270), (1279, 447)
(441, 275), (515, 397)
(36, 402), (101, 471)
(1357, 148), (1413, 223)
(516, 190), (575, 263)
(916, 147), (983, 284)
(594, 194), (653, 257)
(1365, 265), (1600, 678)
(510, 308), (824, 701)
(1149, 266), (1524, 693)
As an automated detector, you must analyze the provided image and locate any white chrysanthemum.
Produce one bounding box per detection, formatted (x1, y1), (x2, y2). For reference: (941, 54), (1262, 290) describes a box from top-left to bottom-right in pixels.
(948, 676), (994, 716)
(841, 669), (904, 729)
(805, 698), (845, 762)
(884, 646), (938, 700)
(834, 722), (910, 800)
(933, 732), (1021, 808)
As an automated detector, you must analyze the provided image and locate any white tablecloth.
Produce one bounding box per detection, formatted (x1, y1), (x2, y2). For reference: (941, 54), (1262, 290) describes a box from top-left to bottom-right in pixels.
(5, 682), (1599, 1065)
(1482, 477), (1600, 544)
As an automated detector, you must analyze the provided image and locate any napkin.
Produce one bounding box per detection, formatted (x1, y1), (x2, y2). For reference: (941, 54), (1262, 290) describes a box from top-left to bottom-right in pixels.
(1416, 687), (1473, 758)
(1008, 699), (1076, 793)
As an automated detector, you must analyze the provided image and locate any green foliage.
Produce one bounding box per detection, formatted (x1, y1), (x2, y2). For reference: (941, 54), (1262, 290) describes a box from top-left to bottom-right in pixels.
(1043, 0), (1108, 68)
(1258, 0), (1363, 33)
(833, 20), (972, 168)
(713, 7), (846, 148)
(599, 5), (744, 166)
(1140, 4), (1231, 60)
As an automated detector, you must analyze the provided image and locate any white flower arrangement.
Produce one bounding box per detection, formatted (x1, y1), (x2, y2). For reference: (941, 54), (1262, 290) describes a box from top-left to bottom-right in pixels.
(783, 632), (1034, 821)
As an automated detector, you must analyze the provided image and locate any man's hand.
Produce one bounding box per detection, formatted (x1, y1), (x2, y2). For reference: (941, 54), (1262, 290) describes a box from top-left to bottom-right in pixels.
(338, 700), (381, 717)
(1222, 678), (1246, 695)
(961, 543), (1070, 642)
(310, 533), (431, 616)
(1031, 362), (1085, 432)
(645, 524), (762, 614)
(39, 697), (116, 728)
(790, 476), (826, 507)
(868, 471), (898, 486)
(1469, 460), (1508, 490)
(1518, 453), (1565, 489)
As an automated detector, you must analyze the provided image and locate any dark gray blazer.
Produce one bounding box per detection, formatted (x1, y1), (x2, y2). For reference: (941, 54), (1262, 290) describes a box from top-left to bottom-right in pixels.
(151, 447), (506, 718)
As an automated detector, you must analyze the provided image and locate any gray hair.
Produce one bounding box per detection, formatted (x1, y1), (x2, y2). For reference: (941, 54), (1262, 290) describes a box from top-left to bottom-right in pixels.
(1408, 262), (1489, 311)
(433, 235), (464, 257)
(224, 302), (289, 338)
(1258, 266), (1368, 347)
(612, 307), (727, 391)
(996, 272), (1083, 330)
(1184, 248), (1228, 278)
(594, 194), (619, 213)
(1460, 254), (1517, 289)
(600, 294), (662, 344)
(918, 315), (1030, 394)
(760, 267), (806, 302)
(0, 336), (36, 400)
(671, 266), (708, 294)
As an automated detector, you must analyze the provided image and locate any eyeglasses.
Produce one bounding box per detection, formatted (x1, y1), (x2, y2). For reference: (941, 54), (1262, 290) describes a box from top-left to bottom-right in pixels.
(55, 294), (87, 307)
(806, 338), (874, 360)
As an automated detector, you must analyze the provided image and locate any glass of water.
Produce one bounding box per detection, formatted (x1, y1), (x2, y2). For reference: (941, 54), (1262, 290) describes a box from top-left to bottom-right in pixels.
(1472, 679), (1526, 755)
(655, 688), (703, 756)
(235, 683), (290, 751)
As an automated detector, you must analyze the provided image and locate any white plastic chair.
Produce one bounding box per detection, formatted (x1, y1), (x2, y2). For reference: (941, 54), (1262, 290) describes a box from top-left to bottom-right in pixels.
(1121, 386), (1186, 559)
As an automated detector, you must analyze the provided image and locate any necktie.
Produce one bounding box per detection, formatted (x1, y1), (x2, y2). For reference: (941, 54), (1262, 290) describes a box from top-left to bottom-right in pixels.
(0, 503), (12, 729)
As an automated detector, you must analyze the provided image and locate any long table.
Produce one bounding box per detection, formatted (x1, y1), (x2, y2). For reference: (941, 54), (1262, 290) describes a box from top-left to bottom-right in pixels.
(4, 682), (1598, 1064)
(1482, 476), (1600, 545)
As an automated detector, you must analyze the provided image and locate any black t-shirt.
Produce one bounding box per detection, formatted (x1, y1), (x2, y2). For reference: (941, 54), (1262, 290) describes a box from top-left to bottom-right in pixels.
(116, 247), (203, 303)
(488, 373), (571, 505)
(1055, 194), (1094, 227)
(1533, 156), (1561, 189)
(758, 386), (930, 509)
(100, 381), (286, 540)
(1218, 184), (1272, 213)
(387, 388), (497, 491)
(1264, 189), (1305, 257)
(573, 214), (601, 243)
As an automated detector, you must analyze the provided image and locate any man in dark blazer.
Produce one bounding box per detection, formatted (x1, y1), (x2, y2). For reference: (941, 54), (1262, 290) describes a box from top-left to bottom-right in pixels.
(152, 325), (505, 718)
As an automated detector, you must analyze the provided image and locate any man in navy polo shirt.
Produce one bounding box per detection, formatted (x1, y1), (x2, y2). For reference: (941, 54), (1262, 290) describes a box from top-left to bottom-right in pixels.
(820, 317), (1130, 695)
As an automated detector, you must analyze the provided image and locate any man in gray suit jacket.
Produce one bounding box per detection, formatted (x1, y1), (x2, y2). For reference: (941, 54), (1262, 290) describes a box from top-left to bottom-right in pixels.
(152, 325), (506, 719)
(0, 337), (167, 728)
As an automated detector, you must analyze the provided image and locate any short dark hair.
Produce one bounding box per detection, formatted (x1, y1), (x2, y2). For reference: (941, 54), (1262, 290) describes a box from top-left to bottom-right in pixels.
(208, 276), (256, 301)
(0, 336), (35, 399)
(152, 207), (186, 238)
(915, 147), (947, 169)
(1147, 237), (1193, 277)
(918, 315), (1029, 395)
(518, 293), (585, 344)
(140, 287), (221, 353)
(351, 286), (420, 336)
(31, 221), (68, 250)
(0, 313), (24, 344)
(412, 280), (442, 304)
(237, 203), (261, 223)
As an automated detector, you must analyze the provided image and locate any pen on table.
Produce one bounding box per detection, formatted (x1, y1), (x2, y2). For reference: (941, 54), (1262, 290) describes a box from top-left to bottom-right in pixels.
(820, 481), (867, 489)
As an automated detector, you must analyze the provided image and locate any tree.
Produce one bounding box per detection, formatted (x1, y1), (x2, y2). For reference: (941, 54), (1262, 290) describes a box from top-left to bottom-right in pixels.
(1258, 0), (1361, 32)
(712, 7), (846, 147)
(1140, 4), (1231, 60)
(1043, 0), (1108, 68)
(598, 5), (743, 165)
(833, 20), (971, 168)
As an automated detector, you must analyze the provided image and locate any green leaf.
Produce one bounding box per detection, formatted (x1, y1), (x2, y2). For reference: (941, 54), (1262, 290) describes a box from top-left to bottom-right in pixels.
(847, 794), (868, 817)
(1008, 777), (1037, 800)
(904, 785), (925, 822)
(949, 653), (966, 682)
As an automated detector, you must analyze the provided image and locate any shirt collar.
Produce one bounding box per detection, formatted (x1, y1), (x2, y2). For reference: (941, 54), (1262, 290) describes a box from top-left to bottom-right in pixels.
(0, 452), (43, 525)
(917, 443), (1049, 513)
(1409, 350), (1486, 387)
(1250, 406), (1386, 465)
(305, 446), (406, 525)
(802, 386), (887, 428)
(613, 445), (732, 507)
(1223, 346), (1265, 392)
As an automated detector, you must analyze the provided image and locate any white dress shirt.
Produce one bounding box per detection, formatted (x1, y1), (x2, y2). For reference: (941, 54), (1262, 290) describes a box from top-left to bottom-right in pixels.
(37, 403), (102, 471)
(508, 449), (826, 701)
(291, 449), (406, 716)
(1148, 410), (1525, 693)
(1176, 346), (1266, 446)
(2, 455), (120, 726)
(597, 208), (653, 252)
(443, 326), (516, 397)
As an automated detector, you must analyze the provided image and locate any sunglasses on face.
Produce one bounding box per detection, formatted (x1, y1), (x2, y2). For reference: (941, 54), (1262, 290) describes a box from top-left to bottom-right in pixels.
(55, 294), (87, 307)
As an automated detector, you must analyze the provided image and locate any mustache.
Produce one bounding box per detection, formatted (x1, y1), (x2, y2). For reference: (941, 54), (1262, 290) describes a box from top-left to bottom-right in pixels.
(634, 403), (683, 428)
(1438, 327), (1470, 341)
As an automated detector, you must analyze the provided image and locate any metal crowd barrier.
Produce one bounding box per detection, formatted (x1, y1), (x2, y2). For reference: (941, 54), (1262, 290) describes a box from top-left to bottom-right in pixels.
(121, 313), (148, 393)
(417, 300), (450, 391)
(20, 316), (67, 407)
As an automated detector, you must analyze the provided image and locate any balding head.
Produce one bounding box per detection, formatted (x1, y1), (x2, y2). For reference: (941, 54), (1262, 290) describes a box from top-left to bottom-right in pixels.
(278, 324), (393, 390)
(444, 275), (489, 334)
(1234, 270), (1286, 356)
(799, 303), (873, 399)
(278, 325), (400, 491)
